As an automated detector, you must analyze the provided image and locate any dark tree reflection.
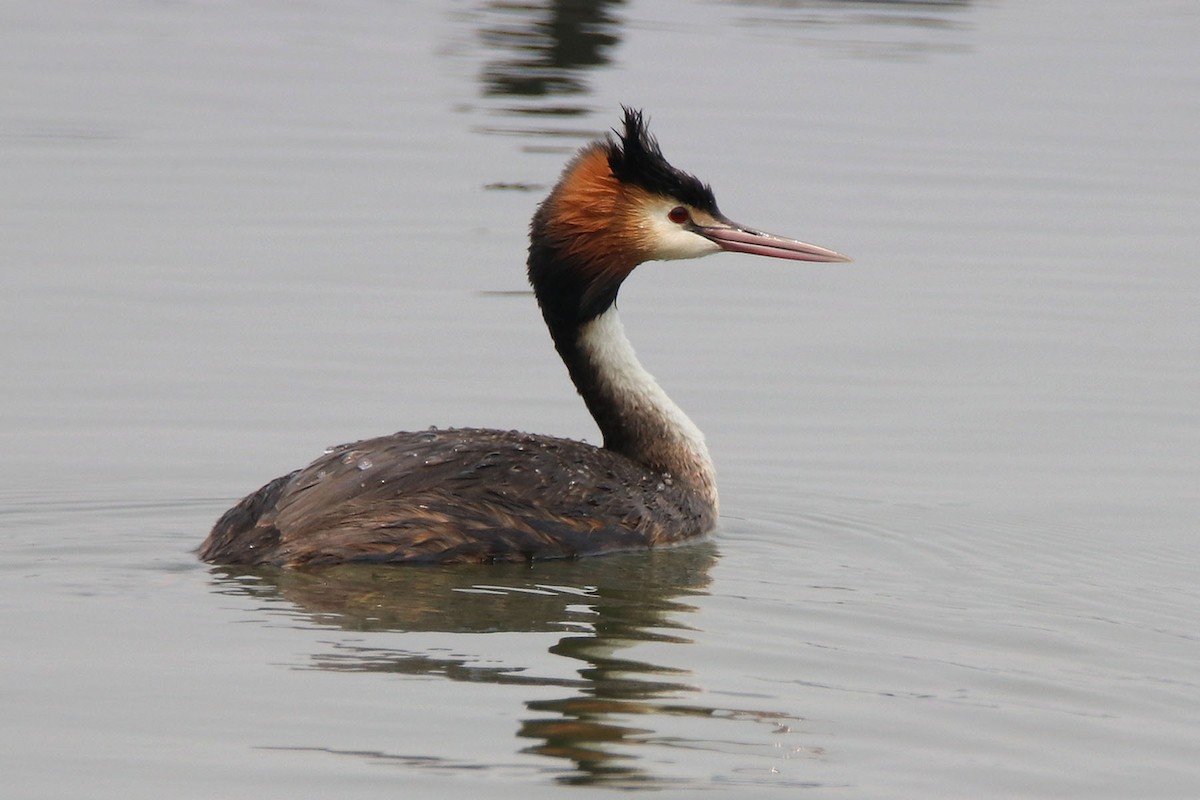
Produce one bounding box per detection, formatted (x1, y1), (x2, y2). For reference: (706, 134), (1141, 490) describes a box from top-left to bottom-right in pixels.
(477, 1), (624, 100)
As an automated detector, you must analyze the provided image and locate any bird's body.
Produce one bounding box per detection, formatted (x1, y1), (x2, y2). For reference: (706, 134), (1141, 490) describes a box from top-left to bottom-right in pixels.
(199, 108), (848, 567)
(200, 425), (712, 566)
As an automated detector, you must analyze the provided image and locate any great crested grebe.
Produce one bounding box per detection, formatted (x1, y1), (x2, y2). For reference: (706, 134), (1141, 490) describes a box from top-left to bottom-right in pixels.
(199, 108), (849, 567)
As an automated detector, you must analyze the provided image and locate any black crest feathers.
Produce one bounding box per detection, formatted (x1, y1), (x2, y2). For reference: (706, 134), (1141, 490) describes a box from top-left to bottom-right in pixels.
(606, 107), (719, 214)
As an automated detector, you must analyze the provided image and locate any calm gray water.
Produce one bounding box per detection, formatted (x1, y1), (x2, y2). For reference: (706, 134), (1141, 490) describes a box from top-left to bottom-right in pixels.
(2, 1), (1198, 797)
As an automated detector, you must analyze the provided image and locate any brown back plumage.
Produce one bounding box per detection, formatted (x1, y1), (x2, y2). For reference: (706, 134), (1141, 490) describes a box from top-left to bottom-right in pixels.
(199, 428), (714, 566)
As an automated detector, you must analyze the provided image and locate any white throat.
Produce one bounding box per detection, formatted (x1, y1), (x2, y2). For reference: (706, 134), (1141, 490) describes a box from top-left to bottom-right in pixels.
(576, 306), (716, 500)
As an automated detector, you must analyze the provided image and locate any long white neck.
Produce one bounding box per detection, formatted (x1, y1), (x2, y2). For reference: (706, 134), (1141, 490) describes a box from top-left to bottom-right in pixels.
(569, 306), (718, 508)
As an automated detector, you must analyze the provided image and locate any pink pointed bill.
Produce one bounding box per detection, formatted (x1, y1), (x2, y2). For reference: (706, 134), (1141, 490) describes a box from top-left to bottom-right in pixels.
(699, 223), (851, 263)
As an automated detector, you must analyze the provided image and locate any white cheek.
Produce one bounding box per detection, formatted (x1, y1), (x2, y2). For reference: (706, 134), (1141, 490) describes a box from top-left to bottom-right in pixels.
(641, 210), (720, 262)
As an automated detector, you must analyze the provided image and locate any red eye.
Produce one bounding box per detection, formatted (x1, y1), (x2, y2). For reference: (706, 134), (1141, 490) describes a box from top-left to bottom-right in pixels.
(667, 206), (690, 224)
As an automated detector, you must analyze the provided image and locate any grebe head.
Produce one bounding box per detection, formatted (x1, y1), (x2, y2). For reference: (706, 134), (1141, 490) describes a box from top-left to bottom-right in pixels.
(528, 107), (851, 329)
